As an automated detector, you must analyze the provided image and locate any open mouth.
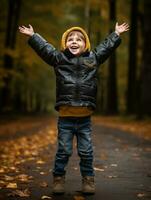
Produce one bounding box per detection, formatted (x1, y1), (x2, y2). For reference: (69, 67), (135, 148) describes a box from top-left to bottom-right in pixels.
(69, 46), (80, 53)
(70, 46), (79, 49)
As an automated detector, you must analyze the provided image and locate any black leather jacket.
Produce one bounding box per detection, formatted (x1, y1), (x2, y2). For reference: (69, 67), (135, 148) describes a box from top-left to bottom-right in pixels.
(28, 32), (121, 111)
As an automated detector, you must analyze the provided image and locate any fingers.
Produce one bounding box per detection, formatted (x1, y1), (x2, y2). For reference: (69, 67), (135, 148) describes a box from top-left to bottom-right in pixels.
(119, 22), (129, 32)
(18, 25), (27, 33)
(121, 22), (127, 26)
(29, 24), (33, 29)
(18, 25), (29, 35)
(18, 26), (25, 32)
(123, 23), (129, 27)
(18, 24), (34, 36)
(117, 22), (129, 27)
(122, 23), (130, 32)
(120, 22), (129, 29)
(18, 24), (33, 31)
(115, 22), (130, 34)
(21, 25), (27, 29)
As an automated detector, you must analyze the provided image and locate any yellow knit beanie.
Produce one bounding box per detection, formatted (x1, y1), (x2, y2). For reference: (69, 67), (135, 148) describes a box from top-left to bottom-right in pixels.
(61, 27), (91, 51)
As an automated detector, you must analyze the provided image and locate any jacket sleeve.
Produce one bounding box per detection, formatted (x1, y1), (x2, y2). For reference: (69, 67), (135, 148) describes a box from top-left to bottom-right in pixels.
(93, 32), (121, 65)
(28, 33), (60, 67)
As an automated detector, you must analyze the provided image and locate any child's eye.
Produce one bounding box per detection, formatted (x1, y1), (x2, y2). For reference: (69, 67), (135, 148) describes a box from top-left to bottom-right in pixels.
(67, 38), (73, 42)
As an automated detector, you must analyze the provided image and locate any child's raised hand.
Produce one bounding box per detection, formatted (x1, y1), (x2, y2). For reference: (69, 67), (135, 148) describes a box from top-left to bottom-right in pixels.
(115, 22), (129, 36)
(19, 24), (34, 37)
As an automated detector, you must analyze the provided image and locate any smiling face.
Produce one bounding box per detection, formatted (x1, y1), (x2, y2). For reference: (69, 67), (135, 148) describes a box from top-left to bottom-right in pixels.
(66, 31), (86, 56)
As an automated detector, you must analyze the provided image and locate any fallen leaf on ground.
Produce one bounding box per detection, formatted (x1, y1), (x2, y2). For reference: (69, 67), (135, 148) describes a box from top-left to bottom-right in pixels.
(73, 167), (78, 170)
(6, 182), (17, 188)
(9, 166), (16, 171)
(137, 193), (145, 198)
(8, 188), (30, 197)
(0, 180), (6, 187)
(94, 167), (105, 172)
(41, 195), (52, 199)
(108, 175), (118, 178)
(4, 175), (14, 181)
(27, 157), (35, 161)
(110, 164), (118, 167)
(0, 168), (5, 173)
(40, 172), (46, 175)
(74, 196), (85, 200)
(16, 174), (33, 182)
(40, 181), (48, 187)
(36, 160), (45, 164)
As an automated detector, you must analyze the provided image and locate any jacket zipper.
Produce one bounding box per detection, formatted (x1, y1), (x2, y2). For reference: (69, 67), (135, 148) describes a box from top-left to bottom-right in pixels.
(74, 57), (80, 100)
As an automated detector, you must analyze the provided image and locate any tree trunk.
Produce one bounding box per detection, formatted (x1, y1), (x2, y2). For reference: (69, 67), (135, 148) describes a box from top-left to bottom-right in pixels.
(94, 3), (104, 114)
(84, 0), (91, 36)
(106, 0), (118, 115)
(140, 0), (151, 115)
(1, 0), (21, 112)
(126, 0), (138, 114)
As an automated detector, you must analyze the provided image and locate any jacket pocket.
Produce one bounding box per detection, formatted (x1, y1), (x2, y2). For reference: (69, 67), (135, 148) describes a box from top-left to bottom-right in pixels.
(83, 58), (96, 68)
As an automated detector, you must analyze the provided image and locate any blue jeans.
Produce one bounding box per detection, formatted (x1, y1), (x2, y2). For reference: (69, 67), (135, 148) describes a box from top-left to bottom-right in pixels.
(53, 116), (94, 177)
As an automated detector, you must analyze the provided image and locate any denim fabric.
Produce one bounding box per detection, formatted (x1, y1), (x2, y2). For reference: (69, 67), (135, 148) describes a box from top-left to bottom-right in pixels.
(53, 116), (94, 177)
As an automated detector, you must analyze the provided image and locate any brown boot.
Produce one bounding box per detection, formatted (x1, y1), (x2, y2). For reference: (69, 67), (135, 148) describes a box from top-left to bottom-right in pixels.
(82, 176), (95, 194)
(52, 175), (65, 194)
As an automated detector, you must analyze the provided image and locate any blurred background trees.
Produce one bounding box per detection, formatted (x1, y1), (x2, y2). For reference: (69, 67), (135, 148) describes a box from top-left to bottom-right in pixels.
(0, 0), (150, 117)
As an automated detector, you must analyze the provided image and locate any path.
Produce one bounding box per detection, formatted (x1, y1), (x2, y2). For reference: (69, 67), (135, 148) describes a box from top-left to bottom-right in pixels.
(0, 117), (151, 200)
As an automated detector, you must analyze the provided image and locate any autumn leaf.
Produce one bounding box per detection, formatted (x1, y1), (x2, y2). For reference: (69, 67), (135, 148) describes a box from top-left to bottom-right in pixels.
(0, 180), (6, 188)
(36, 160), (45, 164)
(40, 181), (48, 187)
(73, 196), (85, 200)
(0, 168), (5, 173)
(6, 182), (17, 188)
(27, 157), (35, 161)
(16, 174), (33, 182)
(41, 195), (52, 199)
(107, 175), (118, 178)
(4, 175), (14, 181)
(40, 171), (46, 175)
(110, 164), (118, 167)
(0, 117), (57, 175)
(9, 166), (16, 171)
(8, 188), (30, 197)
(94, 167), (105, 172)
(137, 193), (145, 198)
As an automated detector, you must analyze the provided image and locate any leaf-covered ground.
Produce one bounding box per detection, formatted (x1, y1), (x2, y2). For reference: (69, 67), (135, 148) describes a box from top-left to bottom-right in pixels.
(0, 116), (57, 199)
(93, 116), (151, 140)
(0, 115), (151, 199)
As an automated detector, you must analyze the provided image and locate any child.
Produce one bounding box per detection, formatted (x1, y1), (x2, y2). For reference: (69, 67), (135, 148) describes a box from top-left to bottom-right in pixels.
(19, 22), (129, 194)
